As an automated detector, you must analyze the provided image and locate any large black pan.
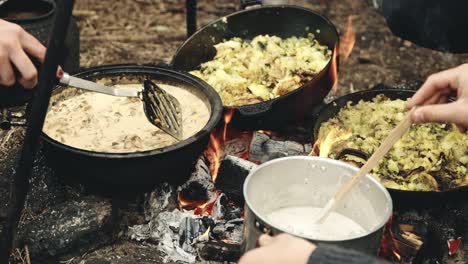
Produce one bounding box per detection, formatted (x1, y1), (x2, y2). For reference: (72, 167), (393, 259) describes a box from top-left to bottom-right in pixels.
(310, 87), (468, 210)
(172, 1), (339, 130)
(40, 64), (223, 194)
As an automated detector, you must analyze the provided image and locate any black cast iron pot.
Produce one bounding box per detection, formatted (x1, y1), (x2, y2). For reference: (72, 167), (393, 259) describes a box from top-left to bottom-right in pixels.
(0, 0), (80, 107)
(309, 87), (468, 210)
(374, 0), (468, 53)
(41, 64), (223, 193)
(172, 2), (339, 130)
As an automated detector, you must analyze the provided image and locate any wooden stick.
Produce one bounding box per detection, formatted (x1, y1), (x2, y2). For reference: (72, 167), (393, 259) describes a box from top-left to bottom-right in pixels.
(315, 108), (416, 224)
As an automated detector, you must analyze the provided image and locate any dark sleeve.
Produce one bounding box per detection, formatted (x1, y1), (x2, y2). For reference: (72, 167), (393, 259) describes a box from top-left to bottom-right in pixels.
(307, 244), (391, 264)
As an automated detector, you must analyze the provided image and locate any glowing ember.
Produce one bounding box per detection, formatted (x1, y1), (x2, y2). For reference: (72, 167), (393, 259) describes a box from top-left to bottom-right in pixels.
(194, 193), (219, 216)
(448, 237), (462, 256)
(340, 15), (356, 63)
(178, 192), (208, 209)
(312, 128), (352, 157)
(330, 45), (339, 95)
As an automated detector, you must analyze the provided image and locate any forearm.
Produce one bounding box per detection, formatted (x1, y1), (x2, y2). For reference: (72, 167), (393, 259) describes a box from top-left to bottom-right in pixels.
(308, 245), (390, 264)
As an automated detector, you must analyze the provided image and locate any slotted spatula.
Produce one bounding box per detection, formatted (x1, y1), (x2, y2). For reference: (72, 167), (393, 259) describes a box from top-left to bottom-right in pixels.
(59, 73), (183, 140)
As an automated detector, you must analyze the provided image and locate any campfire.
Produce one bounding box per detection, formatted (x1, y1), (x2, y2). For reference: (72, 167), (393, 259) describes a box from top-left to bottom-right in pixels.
(2, 1), (468, 264)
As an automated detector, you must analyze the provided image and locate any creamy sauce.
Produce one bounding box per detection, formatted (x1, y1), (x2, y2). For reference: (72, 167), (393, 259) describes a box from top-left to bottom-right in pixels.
(266, 206), (367, 240)
(43, 83), (210, 153)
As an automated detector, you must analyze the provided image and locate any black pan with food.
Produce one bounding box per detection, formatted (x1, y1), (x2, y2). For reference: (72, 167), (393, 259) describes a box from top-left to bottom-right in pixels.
(41, 64), (223, 193)
(172, 1), (339, 130)
(310, 87), (468, 209)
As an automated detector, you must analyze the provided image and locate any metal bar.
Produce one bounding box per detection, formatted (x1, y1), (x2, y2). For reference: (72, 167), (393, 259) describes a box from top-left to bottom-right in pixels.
(186, 0), (197, 38)
(0, 0), (74, 262)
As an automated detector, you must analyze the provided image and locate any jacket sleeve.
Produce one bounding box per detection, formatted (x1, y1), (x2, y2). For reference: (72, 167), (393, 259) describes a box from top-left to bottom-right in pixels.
(308, 244), (391, 264)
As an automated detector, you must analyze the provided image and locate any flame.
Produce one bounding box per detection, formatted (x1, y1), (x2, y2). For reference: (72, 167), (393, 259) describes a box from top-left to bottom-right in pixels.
(206, 132), (223, 182)
(223, 109), (235, 142)
(258, 130), (274, 137)
(340, 15), (356, 63)
(392, 250), (402, 261)
(194, 192), (219, 216)
(312, 128), (352, 157)
(198, 227), (211, 241)
(330, 45), (338, 95)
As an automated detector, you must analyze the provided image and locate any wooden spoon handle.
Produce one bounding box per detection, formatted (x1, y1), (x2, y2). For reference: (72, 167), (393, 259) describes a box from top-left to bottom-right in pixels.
(317, 108), (416, 223)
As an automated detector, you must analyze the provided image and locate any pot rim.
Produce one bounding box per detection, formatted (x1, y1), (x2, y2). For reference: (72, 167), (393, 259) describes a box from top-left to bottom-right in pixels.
(243, 156), (393, 242)
(171, 4), (339, 109)
(1, 0), (55, 23)
(40, 64), (223, 159)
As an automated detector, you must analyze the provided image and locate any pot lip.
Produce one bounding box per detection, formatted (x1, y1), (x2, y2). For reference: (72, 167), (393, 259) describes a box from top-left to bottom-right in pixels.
(171, 4), (339, 110)
(2, 0), (55, 23)
(243, 156), (393, 242)
(40, 64), (223, 159)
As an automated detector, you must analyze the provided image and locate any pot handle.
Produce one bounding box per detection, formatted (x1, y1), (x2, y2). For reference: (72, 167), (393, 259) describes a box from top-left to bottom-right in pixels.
(254, 219), (272, 235)
(240, 0), (263, 9)
(336, 148), (369, 161)
(237, 100), (273, 116)
(186, 0), (197, 38)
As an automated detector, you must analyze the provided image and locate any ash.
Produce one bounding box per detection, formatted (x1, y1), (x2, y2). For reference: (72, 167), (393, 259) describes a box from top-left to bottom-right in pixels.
(128, 209), (200, 263)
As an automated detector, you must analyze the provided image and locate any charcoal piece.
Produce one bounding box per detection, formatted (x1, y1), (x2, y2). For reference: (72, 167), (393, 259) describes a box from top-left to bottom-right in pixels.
(215, 155), (256, 205)
(249, 131), (310, 163)
(212, 193), (242, 221)
(18, 196), (113, 261)
(197, 241), (241, 262)
(178, 156), (216, 204)
(178, 181), (209, 207)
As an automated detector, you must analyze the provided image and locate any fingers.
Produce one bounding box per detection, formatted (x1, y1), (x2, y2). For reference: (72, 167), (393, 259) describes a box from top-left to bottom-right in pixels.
(0, 49), (15, 86)
(407, 67), (460, 108)
(412, 101), (468, 128)
(258, 235), (274, 247)
(20, 30), (46, 63)
(9, 45), (38, 88)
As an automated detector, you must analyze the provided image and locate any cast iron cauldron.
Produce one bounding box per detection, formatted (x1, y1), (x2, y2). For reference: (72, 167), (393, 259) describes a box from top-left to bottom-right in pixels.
(242, 157), (392, 255)
(373, 0), (468, 53)
(41, 64), (223, 193)
(172, 2), (339, 130)
(0, 0), (80, 107)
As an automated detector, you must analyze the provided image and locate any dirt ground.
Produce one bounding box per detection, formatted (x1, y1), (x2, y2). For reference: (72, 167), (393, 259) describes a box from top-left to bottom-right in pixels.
(74, 0), (468, 96)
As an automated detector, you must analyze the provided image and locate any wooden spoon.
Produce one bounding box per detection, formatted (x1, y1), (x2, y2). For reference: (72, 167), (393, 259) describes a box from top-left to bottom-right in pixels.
(314, 108), (416, 224)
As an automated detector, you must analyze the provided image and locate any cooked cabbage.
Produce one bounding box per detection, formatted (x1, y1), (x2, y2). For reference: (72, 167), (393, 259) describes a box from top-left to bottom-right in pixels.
(318, 94), (468, 191)
(190, 34), (331, 106)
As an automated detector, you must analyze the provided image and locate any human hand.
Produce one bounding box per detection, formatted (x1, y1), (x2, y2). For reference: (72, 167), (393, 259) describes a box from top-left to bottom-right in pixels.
(0, 19), (46, 88)
(407, 64), (468, 131)
(238, 234), (316, 264)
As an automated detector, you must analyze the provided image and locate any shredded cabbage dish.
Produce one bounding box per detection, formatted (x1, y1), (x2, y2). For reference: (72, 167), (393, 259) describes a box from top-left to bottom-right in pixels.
(190, 34), (331, 106)
(318, 94), (468, 192)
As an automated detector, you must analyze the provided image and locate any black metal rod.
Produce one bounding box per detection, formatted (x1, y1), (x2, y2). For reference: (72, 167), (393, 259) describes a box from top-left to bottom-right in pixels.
(0, 0), (74, 262)
(186, 0), (197, 38)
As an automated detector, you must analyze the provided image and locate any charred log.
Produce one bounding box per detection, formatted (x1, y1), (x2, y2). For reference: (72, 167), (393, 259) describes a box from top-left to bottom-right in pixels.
(249, 131), (311, 163)
(178, 156), (216, 207)
(197, 241), (241, 262)
(215, 155), (256, 205)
